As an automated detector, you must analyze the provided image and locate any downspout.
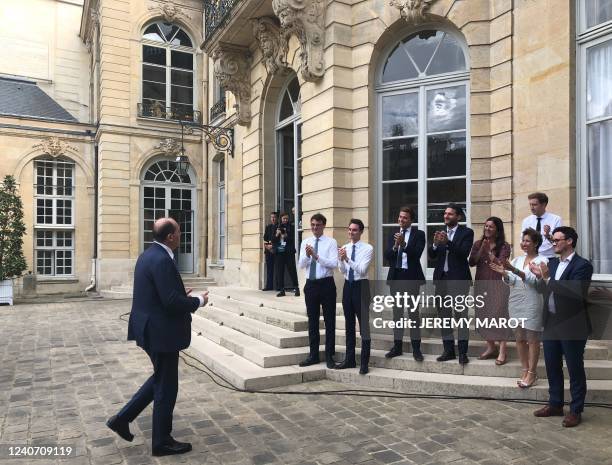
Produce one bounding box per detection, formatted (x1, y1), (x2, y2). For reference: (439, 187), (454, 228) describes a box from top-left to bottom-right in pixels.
(85, 141), (98, 292)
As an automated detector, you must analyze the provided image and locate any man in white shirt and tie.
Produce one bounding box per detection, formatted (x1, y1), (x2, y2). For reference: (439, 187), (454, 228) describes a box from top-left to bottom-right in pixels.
(521, 192), (562, 258)
(335, 219), (374, 374)
(297, 213), (339, 368)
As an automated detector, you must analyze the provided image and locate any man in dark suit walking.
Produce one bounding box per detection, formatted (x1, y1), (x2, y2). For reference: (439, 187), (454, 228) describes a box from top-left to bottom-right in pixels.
(106, 217), (208, 456)
(263, 211), (278, 291)
(273, 212), (300, 297)
(530, 226), (593, 427)
(428, 203), (474, 365)
(384, 206), (426, 361)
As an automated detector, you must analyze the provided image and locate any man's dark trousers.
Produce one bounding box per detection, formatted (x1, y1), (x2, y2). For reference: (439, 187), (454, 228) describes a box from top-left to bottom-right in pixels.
(436, 275), (470, 355)
(543, 339), (587, 413)
(389, 280), (421, 345)
(304, 277), (336, 359)
(265, 251), (275, 290)
(275, 252), (299, 291)
(342, 279), (370, 360)
(116, 350), (179, 449)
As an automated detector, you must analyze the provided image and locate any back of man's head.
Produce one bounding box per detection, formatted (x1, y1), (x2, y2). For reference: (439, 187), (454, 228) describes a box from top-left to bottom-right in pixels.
(153, 218), (177, 243)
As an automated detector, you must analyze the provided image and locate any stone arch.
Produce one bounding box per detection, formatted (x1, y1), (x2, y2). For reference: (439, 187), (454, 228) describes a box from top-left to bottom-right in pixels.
(132, 12), (202, 45)
(134, 148), (201, 185)
(13, 147), (95, 188)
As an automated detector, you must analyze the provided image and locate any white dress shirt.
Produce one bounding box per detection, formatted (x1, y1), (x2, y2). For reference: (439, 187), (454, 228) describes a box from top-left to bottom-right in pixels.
(298, 235), (338, 280)
(547, 252), (575, 314)
(154, 241), (205, 307)
(521, 211), (562, 258)
(431, 225), (458, 271)
(339, 240), (373, 281)
(393, 228), (411, 269)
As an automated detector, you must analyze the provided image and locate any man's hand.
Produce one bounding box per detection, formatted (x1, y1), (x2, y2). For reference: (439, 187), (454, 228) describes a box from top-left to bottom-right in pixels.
(264, 243), (273, 251)
(393, 232), (403, 248)
(200, 291), (209, 306)
(186, 288), (193, 295)
(438, 231), (448, 246)
(543, 224), (551, 236)
(305, 244), (313, 257)
(338, 247), (347, 261)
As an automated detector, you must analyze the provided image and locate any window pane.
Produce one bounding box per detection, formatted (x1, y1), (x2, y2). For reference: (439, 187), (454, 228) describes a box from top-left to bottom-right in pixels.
(382, 182), (418, 224)
(37, 198), (53, 224)
(171, 51), (193, 69)
(143, 64), (166, 83)
(405, 30), (442, 74)
(159, 22), (179, 41)
(171, 69), (192, 86)
(36, 230), (52, 247)
(143, 82), (166, 101)
(288, 77), (300, 103)
(427, 178), (466, 205)
(586, 38), (612, 120)
(382, 137), (418, 181)
(382, 43), (418, 83)
(426, 203), (467, 224)
(382, 93), (418, 138)
(427, 32), (466, 75)
(586, 0), (612, 28)
(36, 250), (53, 275)
(170, 29), (192, 47)
(427, 132), (467, 178)
(588, 119), (612, 197)
(171, 85), (193, 104)
(279, 91), (294, 121)
(143, 45), (166, 65)
(589, 199), (612, 274)
(143, 24), (164, 42)
(427, 86), (466, 133)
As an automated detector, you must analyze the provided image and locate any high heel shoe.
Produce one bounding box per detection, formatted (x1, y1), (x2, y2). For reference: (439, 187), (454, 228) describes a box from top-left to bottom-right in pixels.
(517, 368), (528, 385)
(518, 370), (538, 389)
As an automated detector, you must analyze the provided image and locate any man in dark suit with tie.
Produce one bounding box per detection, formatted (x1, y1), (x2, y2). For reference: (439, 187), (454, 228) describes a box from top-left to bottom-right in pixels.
(106, 217), (208, 456)
(530, 226), (593, 427)
(428, 203), (474, 365)
(384, 206), (426, 361)
(273, 212), (300, 297)
(263, 211), (278, 291)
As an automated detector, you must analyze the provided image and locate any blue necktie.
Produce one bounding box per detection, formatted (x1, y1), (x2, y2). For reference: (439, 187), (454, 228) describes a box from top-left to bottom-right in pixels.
(348, 244), (356, 282)
(308, 238), (319, 280)
(396, 229), (405, 269)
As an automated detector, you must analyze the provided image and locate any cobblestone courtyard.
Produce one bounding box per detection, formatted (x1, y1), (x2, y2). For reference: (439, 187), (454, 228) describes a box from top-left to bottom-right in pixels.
(0, 298), (611, 465)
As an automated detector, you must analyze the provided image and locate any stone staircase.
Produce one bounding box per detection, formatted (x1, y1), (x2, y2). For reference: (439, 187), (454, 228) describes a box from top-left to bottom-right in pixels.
(99, 274), (216, 299)
(185, 286), (612, 403)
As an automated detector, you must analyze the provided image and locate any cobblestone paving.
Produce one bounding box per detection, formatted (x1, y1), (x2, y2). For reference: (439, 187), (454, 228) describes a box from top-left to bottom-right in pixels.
(1, 298), (611, 465)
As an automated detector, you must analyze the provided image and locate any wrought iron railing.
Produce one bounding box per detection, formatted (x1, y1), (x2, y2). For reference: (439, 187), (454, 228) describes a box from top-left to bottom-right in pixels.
(210, 97), (226, 121)
(137, 102), (202, 123)
(204, 0), (241, 43)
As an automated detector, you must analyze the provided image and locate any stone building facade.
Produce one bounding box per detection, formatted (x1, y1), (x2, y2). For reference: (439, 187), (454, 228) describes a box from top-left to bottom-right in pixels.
(0, 0), (610, 294)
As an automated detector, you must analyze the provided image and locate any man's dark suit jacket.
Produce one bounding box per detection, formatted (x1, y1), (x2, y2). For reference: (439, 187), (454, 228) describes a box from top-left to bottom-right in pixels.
(271, 224), (296, 254)
(427, 225), (474, 281)
(128, 243), (200, 353)
(263, 223), (277, 254)
(541, 253), (593, 340)
(385, 226), (426, 285)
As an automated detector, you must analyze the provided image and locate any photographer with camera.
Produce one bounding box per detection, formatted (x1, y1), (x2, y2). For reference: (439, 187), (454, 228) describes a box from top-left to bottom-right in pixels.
(273, 212), (300, 297)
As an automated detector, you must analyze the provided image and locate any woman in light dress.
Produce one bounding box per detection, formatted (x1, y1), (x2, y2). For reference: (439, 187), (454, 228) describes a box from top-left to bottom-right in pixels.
(489, 228), (547, 388)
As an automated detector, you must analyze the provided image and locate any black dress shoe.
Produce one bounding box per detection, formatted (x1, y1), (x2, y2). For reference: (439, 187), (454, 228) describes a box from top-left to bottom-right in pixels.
(299, 356), (320, 367)
(326, 357), (336, 369)
(334, 359), (356, 369)
(436, 351), (456, 362)
(412, 350), (424, 362)
(152, 440), (192, 457)
(294, 289), (300, 297)
(276, 291), (286, 297)
(359, 365), (369, 375)
(106, 415), (133, 442)
(385, 346), (403, 359)
(458, 353), (469, 365)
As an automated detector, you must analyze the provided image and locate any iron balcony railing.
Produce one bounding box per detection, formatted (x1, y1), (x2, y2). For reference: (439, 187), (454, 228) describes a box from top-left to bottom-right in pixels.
(210, 97), (226, 121)
(204, 0), (241, 43)
(137, 102), (202, 123)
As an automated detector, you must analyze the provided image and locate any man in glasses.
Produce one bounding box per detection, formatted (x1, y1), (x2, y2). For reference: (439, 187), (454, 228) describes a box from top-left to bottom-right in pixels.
(530, 226), (593, 427)
(297, 213), (338, 368)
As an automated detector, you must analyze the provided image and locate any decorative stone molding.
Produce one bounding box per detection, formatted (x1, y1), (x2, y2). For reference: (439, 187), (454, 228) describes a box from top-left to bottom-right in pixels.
(253, 17), (289, 76)
(389, 0), (437, 23)
(148, 0), (190, 23)
(33, 137), (78, 157)
(155, 138), (181, 157)
(272, 0), (325, 82)
(212, 44), (252, 126)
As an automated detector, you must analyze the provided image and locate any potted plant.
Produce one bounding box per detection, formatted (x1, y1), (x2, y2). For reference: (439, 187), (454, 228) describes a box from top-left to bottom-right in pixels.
(0, 175), (27, 305)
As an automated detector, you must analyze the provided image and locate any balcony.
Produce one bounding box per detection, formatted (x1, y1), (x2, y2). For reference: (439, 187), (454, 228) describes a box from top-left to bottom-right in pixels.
(210, 97), (226, 121)
(137, 102), (202, 124)
(204, 0), (242, 43)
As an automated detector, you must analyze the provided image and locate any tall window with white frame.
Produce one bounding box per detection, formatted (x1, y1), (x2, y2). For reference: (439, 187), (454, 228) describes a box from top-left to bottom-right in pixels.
(34, 158), (75, 277)
(141, 21), (195, 121)
(579, 0), (612, 276)
(217, 157), (226, 261)
(377, 29), (470, 275)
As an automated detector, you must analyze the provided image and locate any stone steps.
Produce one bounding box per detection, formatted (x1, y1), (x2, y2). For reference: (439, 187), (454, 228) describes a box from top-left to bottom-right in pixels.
(101, 274), (216, 299)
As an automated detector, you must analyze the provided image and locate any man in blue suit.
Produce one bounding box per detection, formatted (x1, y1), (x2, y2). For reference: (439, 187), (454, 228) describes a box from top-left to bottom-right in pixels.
(384, 206), (426, 361)
(428, 203), (474, 365)
(530, 226), (593, 428)
(106, 217), (208, 456)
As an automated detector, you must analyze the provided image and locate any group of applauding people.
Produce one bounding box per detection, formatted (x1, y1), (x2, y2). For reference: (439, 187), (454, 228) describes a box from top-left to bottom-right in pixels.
(292, 192), (593, 428)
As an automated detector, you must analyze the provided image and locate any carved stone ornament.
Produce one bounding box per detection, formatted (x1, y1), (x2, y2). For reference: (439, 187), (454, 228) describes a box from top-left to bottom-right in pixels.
(148, 0), (189, 23)
(253, 17), (289, 75)
(389, 0), (437, 23)
(33, 137), (78, 157)
(212, 44), (252, 126)
(272, 0), (325, 82)
(155, 138), (181, 156)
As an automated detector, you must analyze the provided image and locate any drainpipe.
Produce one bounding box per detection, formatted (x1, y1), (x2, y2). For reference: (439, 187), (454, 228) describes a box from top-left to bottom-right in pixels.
(85, 142), (99, 292)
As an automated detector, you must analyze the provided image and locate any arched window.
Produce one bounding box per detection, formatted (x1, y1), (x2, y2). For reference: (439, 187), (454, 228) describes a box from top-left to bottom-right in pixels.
(377, 29), (469, 275)
(140, 21), (195, 121)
